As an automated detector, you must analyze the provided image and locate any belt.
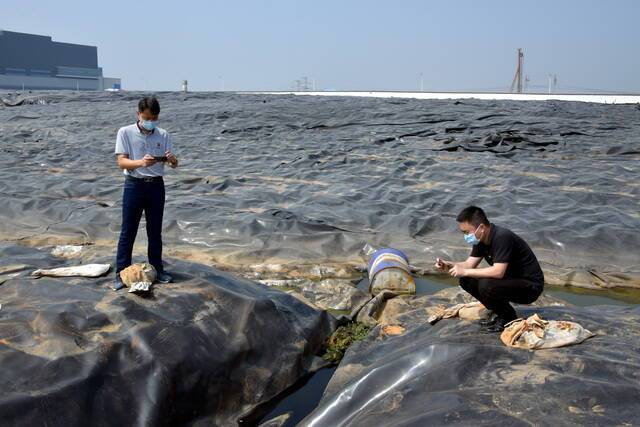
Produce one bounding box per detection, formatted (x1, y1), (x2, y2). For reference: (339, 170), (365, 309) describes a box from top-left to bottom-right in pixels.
(126, 175), (163, 183)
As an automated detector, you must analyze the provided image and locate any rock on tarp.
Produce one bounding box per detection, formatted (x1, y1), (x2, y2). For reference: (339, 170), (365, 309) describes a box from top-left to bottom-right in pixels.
(0, 245), (336, 426)
(300, 291), (640, 426)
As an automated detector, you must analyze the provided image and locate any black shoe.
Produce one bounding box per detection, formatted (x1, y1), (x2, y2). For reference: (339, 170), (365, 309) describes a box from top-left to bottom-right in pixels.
(482, 317), (510, 333)
(479, 314), (498, 327)
(156, 271), (173, 283)
(113, 274), (125, 291)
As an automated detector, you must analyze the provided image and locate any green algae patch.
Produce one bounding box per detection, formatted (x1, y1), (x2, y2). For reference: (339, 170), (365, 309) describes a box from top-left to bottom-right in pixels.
(323, 322), (371, 363)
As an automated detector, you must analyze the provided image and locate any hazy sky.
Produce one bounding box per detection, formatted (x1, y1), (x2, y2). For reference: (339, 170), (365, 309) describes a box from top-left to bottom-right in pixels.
(2, 0), (639, 92)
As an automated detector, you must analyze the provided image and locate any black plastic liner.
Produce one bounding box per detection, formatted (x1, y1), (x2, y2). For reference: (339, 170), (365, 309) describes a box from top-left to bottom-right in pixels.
(0, 91), (638, 288)
(300, 297), (640, 426)
(0, 244), (336, 426)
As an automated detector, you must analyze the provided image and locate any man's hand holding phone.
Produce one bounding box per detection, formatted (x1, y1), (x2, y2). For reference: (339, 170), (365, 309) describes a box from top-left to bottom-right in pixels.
(139, 154), (157, 168)
(435, 257), (454, 272)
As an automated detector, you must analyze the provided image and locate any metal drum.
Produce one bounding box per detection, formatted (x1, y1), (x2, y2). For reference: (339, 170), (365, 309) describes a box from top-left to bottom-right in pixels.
(367, 248), (416, 296)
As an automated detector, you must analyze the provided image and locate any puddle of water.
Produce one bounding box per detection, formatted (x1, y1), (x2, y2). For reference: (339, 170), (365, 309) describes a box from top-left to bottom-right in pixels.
(418, 273), (640, 306)
(356, 275), (451, 295)
(543, 285), (640, 306)
(257, 367), (337, 426)
(364, 274), (640, 307)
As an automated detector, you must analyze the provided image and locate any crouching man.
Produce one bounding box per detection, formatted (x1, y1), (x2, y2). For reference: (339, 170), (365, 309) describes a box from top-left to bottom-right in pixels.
(436, 206), (544, 332)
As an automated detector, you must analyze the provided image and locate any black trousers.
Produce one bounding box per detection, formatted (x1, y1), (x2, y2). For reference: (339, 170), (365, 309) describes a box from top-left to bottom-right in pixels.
(116, 176), (165, 274)
(459, 277), (543, 322)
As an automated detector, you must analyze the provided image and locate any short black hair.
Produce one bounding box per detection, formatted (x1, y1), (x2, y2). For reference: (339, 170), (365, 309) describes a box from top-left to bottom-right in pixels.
(138, 97), (160, 115)
(456, 206), (490, 226)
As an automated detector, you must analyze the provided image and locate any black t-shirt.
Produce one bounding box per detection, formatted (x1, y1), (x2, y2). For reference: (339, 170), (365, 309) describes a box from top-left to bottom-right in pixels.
(470, 224), (544, 283)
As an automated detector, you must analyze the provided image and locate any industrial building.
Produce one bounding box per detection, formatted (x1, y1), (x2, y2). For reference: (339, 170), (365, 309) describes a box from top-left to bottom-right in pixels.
(0, 30), (120, 91)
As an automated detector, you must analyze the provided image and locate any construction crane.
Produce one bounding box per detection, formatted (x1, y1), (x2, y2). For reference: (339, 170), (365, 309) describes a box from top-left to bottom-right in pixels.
(510, 48), (524, 93)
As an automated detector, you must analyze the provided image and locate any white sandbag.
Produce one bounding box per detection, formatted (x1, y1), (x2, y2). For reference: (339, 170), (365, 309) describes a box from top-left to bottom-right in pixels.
(31, 264), (111, 278)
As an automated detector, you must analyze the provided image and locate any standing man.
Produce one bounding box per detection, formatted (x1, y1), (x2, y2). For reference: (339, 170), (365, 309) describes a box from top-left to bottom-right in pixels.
(113, 96), (178, 290)
(435, 206), (544, 332)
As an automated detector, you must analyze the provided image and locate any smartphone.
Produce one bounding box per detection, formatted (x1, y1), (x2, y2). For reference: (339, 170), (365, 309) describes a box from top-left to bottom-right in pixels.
(153, 156), (167, 162)
(436, 258), (452, 268)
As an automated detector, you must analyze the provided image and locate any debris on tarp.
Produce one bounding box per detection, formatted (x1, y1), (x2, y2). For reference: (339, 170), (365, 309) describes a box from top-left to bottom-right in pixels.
(501, 313), (595, 349)
(31, 263), (111, 278)
(381, 324), (405, 336)
(50, 245), (83, 258)
(119, 263), (156, 293)
(1, 95), (47, 107)
(356, 290), (398, 327)
(427, 301), (492, 325)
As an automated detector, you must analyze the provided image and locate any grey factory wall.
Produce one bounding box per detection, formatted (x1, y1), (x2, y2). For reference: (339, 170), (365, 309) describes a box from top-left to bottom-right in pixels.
(0, 74), (101, 90)
(0, 30), (98, 75)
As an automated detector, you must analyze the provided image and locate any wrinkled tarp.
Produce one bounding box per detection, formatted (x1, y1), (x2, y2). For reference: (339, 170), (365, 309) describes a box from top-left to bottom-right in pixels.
(301, 290), (640, 426)
(0, 91), (639, 289)
(0, 244), (336, 426)
(258, 278), (371, 313)
(0, 94), (47, 107)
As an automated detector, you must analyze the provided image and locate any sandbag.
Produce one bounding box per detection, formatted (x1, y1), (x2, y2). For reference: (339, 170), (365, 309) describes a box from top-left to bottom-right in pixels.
(31, 263), (111, 278)
(501, 313), (595, 349)
(427, 301), (492, 324)
(119, 263), (156, 293)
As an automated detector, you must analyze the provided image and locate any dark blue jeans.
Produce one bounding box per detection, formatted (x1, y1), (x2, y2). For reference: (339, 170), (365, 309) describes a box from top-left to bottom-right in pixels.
(116, 176), (165, 274)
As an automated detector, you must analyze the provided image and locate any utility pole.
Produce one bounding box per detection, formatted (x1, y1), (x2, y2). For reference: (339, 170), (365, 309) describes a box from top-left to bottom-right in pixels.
(547, 74), (558, 94)
(510, 48), (524, 93)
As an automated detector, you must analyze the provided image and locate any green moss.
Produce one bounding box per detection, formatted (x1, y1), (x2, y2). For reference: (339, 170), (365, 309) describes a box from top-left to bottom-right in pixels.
(323, 322), (371, 364)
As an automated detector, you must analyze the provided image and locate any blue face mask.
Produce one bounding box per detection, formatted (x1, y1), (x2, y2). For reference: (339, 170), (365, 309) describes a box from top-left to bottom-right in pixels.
(463, 225), (481, 246)
(140, 120), (157, 131)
